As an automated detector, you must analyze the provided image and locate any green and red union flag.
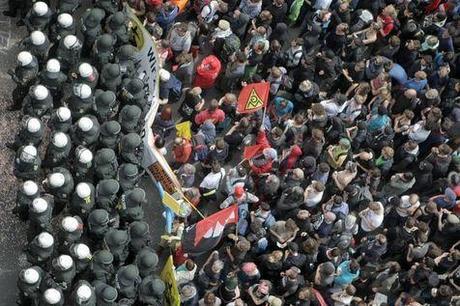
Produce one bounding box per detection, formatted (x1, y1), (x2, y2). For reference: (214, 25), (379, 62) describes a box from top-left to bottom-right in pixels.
(237, 82), (270, 114)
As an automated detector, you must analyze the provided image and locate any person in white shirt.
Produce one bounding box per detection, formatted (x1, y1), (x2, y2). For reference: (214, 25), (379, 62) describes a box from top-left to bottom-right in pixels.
(304, 181), (325, 208)
(359, 201), (384, 232)
(321, 93), (347, 118)
(199, 162), (226, 200)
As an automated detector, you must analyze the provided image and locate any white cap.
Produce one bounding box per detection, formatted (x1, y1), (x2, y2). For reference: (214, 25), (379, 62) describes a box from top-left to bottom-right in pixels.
(63, 35), (78, 49)
(76, 284), (92, 301)
(159, 69), (171, 81)
(74, 243), (91, 259)
(49, 173), (65, 188)
(23, 268), (40, 284)
(78, 63), (93, 78)
(37, 232), (54, 248)
(33, 2), (48, 16)
(23, 145), (38, 158)
(31, 197), (48, 213)
(76, 182), (91, 198)
(78, 148), (93, 163)
(30, 31), (46, 45)
(43, 288), (61, 304)
(56, 107), (71, 121)
(17, 51), (33, 66)
(57, 13), (73, 28)
(26, 117), (41, 133)
(33, 85), (48, 100)
(52, 132), (68, 148)
(23, 180), (38, 196)
(46, 59), (60, 73)
(78, 117), (93, 132)
(74, 83), (92, 99)
(57, 254), (73, 270)
(61, 216), (79, 232)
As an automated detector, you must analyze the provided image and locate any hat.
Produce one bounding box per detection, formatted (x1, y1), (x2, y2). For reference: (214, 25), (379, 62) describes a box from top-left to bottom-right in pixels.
(180, 284), (197, 299)
(234, 186), (244, 198)
(421, 35), (439, 51)
(218, 19), (230, 31)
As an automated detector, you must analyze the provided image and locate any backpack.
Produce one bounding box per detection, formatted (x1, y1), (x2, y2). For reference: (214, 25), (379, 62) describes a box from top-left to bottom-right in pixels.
(222, 34), (241, 59)
(192, 133), (208, 161)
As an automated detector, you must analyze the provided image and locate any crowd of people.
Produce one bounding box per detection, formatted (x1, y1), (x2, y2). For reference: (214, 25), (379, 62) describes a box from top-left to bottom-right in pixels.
(4, 0), (460, 304)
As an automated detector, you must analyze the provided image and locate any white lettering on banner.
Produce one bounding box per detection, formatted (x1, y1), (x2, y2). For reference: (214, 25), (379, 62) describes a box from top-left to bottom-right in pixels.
(126, 6), (187, 199)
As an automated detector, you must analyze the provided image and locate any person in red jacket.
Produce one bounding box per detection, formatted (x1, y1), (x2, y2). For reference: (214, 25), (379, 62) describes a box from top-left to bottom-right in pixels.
(194, 99), (225, 126)
(173, 137), (192, 167)
(250, 147), (278, 175)
(279, 144), (303, 175)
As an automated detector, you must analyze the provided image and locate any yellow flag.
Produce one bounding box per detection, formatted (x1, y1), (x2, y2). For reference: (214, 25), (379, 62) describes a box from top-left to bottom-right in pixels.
(160, 256), (180, 306)
(175, 121), (192, 140)
(162, 191), (182, 215)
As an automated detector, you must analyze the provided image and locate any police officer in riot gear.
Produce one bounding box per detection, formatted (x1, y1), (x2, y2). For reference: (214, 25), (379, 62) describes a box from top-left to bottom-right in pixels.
(9, 51), (39, 110)
(23, 84), (53, 118)
(39, 59), (67, 103)
(99, 121), (122, 150)
(49, 107), (72, 133)
(14, 145), (41, 180)
(56, 35), (82, 72)
(44, 132), (72, 168)
(119, 104), (143, 134)
(24, 2), (52, 33)
(94, 89), (118, 121)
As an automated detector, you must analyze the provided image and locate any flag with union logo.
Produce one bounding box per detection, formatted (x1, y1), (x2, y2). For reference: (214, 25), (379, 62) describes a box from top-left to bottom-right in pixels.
(237, 82), (270, 114)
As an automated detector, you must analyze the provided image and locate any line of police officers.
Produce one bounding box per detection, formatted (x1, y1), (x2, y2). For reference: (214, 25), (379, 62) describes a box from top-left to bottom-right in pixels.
(7, 0), (166, 305)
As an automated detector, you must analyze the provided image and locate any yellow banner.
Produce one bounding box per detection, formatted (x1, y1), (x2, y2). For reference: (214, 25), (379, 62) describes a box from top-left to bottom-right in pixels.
(176, 121), (192, 140)
(160, 256), (180, 306)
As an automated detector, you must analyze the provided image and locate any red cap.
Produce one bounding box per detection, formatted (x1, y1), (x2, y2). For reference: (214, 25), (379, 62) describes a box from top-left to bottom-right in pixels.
(234, 186), (244, 198)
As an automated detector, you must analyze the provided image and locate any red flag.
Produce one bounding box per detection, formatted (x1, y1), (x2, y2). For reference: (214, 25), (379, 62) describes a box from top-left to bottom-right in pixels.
(243, 144), (263, 160)
(237, 82), (270, 114)
(182, 205), (238, 254)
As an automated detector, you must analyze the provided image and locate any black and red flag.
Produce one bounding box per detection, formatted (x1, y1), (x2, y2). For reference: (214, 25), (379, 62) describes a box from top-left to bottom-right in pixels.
(182, 205), (238, 254)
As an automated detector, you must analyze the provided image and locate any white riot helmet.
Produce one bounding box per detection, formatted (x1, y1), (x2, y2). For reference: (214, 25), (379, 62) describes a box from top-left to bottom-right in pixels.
(23, 268), (40, 284)
(61, 216), (79, 232)
(78, 148), (93, 164)
(78, 63), (93, 78)
(57, 13), (73, 28)
(78, 117), (93, 132)
(52, 132), (68, 148)
(37, 232), (54, 248)
(33, 2), (49, 16)
(73, 83), (92, 99)
(31, 198), (48, 213)
(43, 288), (61, 304)
(76, 284), (92, 301)
(33, 85), (49, 100)
(63, 35), (78, 49)
(23, 180), (38, 196)
(26, 117), (41, 133)
(73, 243), (91, 260)
(30, 31), (46, 45)
(56, 107), (71, 122)
(46, 59), (60, 73)
(48, 173), (65, 188)
(57, 254), (73, 270)
(159, 69), (171, 81)
(23, 145), (38, 158)
(17, 51), (33, 66)
(76, 183), (91, 198)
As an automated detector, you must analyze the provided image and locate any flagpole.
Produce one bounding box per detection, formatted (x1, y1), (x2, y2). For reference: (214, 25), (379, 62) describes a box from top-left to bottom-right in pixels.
(182, 196), (206, 219)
